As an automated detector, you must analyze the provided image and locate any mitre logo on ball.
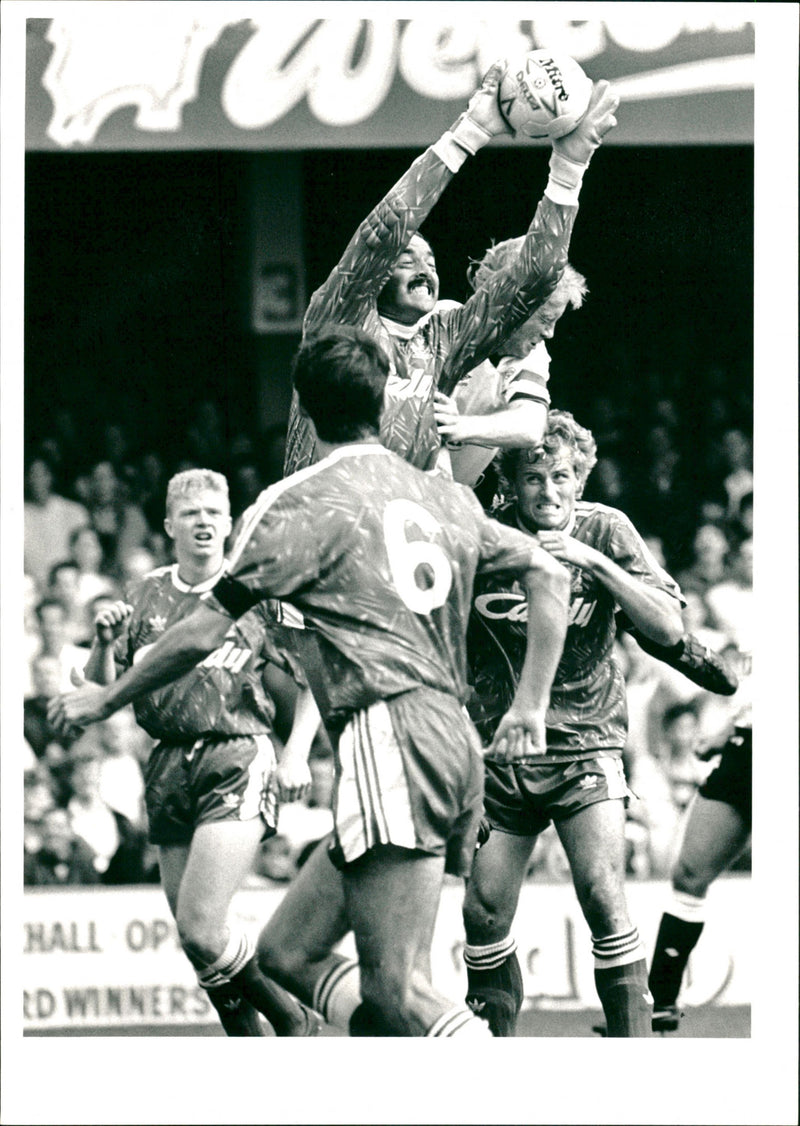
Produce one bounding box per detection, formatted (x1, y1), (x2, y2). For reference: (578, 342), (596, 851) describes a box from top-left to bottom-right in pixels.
(498, 49), (593, 140)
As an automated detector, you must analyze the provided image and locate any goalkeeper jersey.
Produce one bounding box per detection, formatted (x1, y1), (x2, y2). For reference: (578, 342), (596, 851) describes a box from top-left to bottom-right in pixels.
(209, 445), (540, 725)
(468, 500), (684, 758)
(284, 145), (576, 475)
(114, 564), (295, 742)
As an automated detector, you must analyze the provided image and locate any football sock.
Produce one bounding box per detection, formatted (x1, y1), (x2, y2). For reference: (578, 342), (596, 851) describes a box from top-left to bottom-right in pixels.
(349, 1000), (397, 1036)
(202, 981), (265, 1036)
(649, 893), (706, 1009)
(426, 1005), (494, 1038)
(198, 930), (311, 1036)
(234, 956), (315, 1036)
(593, 927), (653, 1037)
(463, 937), (524, 1036)
(312, 956), (361, 1030)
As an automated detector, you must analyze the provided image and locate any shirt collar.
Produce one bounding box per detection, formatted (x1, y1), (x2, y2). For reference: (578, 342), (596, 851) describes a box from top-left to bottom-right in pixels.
(171, 561), (228, 594)
(319, 444), (392, 467)
(379, 310), (434, 340)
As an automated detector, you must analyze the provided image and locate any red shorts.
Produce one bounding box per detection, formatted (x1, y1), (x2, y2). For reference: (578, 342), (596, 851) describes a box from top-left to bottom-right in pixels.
(329, 688), (484, 878)
(144, 733), (278, 846)
(484, 752), (631, 838)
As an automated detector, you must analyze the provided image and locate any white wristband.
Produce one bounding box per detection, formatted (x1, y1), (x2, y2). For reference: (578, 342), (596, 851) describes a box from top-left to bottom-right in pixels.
(545, 150), (587, 207)
(432, 132), (470, 174)
(450, 114), (494, 156)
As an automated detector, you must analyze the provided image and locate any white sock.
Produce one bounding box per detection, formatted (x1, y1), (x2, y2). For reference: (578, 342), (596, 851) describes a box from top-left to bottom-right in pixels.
(592, 927), (646, 970)
(463, 935), (517, 970)
(311, 958), (361, 1029)
(426, 1006), (493, 1038)
(668, 889), (707, 924)
(196, 930), (253, 988)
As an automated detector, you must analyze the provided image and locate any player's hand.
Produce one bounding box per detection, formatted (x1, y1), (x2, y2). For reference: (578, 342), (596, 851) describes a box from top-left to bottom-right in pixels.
(458, 59), (514, 139)
(46, 669), (114, 736)
(95, 600), (133, 645)
(551, 79), (618, 165)
(536, 530), (596, 569)
(434, 390), (469, 445)
(485, 706), (547, 763)
(274, 755), (312, 803)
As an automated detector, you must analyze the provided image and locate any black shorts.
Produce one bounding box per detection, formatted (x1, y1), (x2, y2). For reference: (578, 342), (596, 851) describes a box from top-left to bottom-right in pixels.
(699, 727), (752, 826)
(144, 733), (278, 846)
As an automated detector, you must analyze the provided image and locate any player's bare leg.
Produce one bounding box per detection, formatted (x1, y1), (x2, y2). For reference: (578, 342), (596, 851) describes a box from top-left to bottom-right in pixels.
(163, 820), (320, 1036)
(556, 799), (653, 1036)
(672, 793), (750, 896)
(461, 828), (536, 1035)
(256, 835), (359, 1027)
(649, 793), (750, 1025)
(345, 845), (491, 1037)
(158, 840), (263, 1035)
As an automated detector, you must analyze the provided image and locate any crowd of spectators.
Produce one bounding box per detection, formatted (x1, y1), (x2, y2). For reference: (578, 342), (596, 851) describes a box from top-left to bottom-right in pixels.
(22, 379), (753, 887)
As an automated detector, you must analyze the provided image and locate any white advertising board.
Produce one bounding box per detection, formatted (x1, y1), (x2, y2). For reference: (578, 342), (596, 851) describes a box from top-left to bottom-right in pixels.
(22, 876), (750, 1031)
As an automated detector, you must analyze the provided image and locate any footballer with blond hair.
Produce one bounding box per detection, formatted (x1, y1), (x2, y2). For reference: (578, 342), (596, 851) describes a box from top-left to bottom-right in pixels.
(75, 468), (321, 1037)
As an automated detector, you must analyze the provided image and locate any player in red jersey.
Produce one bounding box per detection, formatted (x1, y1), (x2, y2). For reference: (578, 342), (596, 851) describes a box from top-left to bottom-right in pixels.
(73, 468), (321, 1036)
(435, 242), (738, 698)
(461, 410), (688, 1037)
(284, 61), (619, 477)
(50, 326), (571, 1037)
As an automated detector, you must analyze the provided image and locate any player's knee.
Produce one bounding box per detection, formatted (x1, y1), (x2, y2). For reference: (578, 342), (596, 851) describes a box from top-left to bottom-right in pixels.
(175, 901), (225, 964)
(574, 871), (629, 936)
(672, 857), (711, 899)
(462, 887), (513, 944)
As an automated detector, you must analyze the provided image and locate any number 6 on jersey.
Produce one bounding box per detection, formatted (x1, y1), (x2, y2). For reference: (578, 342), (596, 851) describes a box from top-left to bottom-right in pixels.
(383, 498), (453, 615)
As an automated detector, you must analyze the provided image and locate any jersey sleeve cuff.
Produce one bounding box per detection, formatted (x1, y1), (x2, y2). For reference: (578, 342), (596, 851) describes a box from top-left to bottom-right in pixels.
(508, 387), (551, 408)
(545, 150), (587, 207)
(208, 573), (263, 620)
(432, 132), (470, 173)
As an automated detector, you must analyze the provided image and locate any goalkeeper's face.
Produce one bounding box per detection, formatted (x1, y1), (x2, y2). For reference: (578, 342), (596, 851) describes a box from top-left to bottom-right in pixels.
(377, 236), (439, 326)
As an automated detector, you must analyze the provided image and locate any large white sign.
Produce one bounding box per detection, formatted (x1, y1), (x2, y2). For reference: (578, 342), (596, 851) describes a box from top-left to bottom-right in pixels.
(26, 12), (755, 149)
(22, 876), (750, 1031)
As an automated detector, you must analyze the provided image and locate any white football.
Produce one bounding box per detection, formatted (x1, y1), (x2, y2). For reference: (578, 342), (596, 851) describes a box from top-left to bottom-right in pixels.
(497, 50), (593, 140)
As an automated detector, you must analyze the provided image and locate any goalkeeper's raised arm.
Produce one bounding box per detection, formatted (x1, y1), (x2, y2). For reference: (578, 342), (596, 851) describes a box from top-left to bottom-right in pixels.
(285, 63), (618, 478)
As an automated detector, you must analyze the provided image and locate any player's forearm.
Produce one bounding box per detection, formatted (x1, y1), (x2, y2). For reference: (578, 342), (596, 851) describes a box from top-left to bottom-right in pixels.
(83, 640), (117, 687)
(591, 555), (683, 646)
(100, 610), (230, 715)
(306, 99), (502, 335)
(441, 198), (575, 391)
(504, 194), (575, 321)
(449, 401), (548, 448)
(305, 147), (457, 333)
(512, 560), (570, 711)
(280, 687), (322, 765)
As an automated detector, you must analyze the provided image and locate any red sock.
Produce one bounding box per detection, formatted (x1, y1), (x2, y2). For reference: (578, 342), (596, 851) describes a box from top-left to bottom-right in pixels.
(592, 928), (653, 1038)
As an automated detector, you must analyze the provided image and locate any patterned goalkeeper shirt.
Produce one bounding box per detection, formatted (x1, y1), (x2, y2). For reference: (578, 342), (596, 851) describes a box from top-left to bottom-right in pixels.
(284, 145), (576, 475)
